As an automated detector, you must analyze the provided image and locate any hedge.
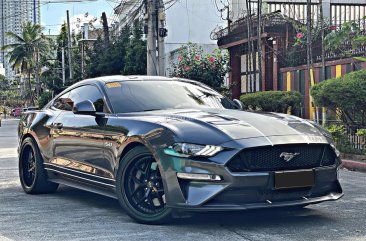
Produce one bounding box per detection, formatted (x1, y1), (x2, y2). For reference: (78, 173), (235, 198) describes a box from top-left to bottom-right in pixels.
(311, 69), (366, 126)
(240, 91), (303, 114)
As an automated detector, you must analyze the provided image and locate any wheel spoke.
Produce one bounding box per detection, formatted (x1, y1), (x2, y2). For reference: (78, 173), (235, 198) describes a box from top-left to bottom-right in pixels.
(136, 188), (151, 205)
(29, 166), (35, 172)
(124, 154), (166, 215)
(131, 185), (144, 198)
(144, 158), (153, 177)
(130, 175), (143, 186)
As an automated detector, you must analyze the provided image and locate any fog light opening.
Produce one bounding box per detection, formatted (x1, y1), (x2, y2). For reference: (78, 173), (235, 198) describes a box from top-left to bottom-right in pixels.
(176, 172), (222, 181)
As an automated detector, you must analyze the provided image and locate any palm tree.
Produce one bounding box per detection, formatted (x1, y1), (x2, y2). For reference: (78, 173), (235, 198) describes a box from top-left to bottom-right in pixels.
(2, 21), (50, 105)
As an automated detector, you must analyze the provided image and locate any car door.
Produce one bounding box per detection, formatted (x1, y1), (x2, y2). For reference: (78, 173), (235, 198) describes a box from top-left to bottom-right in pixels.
(50, 84), (114, 184)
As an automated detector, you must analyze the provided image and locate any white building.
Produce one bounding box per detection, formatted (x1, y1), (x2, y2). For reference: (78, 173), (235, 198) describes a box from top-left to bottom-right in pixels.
(111, 0), (225, 76)
(0, 0), (41, 79)
(0, 63), (5, 76)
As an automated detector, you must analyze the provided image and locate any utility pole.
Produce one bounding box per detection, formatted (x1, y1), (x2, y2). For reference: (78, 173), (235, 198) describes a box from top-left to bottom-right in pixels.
(319, 0), (326, 125)
(257, 0), (262, 90)
(101, 12), (110, 46)
(1, 0), (5, 67)
(147, 0), (158, 76)
(61, 47), (66, 85)
(306, 0), (312, 72)
(66, 10), (73, 80)
(319, 0), (325, 81)
(157, 0), (167, 76)
(245, 0), (253, 92)
(81, 42), (84, 78)
(306, 0), (316, 121)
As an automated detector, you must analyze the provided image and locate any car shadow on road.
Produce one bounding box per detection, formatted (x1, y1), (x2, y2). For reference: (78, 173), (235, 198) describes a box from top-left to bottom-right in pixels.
(53, 186), (122, 210)
(52, 185), (335, 228)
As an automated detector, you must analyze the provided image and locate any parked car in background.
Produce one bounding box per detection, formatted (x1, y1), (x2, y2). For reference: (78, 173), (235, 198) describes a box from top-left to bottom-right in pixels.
(23, 106), (38, 113)
(11, 107), (22, 117)
(17, 76), (343, 224)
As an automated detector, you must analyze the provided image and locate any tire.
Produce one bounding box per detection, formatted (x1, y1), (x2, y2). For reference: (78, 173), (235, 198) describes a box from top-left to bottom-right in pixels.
(116, 146), (172, 224)
(19, 137), (59, 194)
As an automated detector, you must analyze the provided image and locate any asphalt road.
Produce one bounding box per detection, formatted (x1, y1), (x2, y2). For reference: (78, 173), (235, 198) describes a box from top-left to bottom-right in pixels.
(1, 119), (366, 241)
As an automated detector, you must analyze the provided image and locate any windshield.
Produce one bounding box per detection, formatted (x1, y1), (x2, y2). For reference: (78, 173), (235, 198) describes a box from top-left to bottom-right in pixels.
(105, 80), (237, 113)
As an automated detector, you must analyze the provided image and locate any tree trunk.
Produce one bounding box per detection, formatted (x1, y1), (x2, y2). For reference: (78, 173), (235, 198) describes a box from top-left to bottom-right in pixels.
(28, 70), (35, 106)
(35, 50), (40, 97)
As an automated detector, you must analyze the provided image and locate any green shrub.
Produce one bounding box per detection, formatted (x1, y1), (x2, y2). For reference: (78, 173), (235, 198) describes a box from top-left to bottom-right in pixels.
(326, 124), (365, 155)
(356, 128), (366, 137)
(239, 91), (302, 114)
(311, 69), (366, 126)
(38, 92), (52, 109)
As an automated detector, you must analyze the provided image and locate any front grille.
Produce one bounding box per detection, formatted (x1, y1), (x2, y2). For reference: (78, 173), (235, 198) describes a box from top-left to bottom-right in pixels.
(206, 188), (311, 205)
(227, 144), (336, 172)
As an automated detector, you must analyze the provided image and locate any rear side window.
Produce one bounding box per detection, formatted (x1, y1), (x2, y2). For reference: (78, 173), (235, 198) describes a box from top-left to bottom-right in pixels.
(69, 85), (106, 112)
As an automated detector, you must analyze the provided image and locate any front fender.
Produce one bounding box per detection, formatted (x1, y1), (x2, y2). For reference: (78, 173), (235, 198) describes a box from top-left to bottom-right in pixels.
(18, 110), (60, 162)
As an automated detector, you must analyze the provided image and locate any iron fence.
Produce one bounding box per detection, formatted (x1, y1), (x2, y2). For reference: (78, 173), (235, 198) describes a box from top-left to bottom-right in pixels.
(325, 120), (365, 154)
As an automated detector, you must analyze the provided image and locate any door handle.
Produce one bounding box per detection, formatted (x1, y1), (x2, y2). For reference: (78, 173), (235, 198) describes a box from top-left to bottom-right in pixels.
(53, 123), (63, 129)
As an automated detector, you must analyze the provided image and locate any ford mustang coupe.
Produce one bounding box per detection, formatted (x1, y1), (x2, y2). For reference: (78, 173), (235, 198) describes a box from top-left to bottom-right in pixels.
(18, 76), (343, 224)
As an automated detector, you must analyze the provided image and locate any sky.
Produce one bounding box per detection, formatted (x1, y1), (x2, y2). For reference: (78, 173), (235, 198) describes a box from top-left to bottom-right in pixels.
(41, 0), (115, 35)
(40, 0), (226, 46)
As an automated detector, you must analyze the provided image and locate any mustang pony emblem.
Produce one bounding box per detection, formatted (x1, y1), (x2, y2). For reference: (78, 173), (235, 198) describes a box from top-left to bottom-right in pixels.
(280, 152), (300, 162)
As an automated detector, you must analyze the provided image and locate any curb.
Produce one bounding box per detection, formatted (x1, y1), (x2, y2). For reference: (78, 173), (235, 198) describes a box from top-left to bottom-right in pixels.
(341, 159), (366, 173)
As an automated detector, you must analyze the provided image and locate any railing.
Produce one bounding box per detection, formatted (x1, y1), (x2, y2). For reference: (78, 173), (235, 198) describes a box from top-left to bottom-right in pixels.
(277, 29), (366, 67)
(325, 120), (365, 154)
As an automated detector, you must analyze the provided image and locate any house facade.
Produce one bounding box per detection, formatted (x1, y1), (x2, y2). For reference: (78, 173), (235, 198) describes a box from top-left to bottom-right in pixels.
(214, 0), (366, 119)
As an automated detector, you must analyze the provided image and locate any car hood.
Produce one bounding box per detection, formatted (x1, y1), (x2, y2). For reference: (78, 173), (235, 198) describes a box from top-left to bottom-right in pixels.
(116, 108), (328, 145)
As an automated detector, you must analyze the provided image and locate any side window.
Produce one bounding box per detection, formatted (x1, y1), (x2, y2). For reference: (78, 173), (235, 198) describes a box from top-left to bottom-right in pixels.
(52, 92), (73, 111)
(69, 85), (106, 112)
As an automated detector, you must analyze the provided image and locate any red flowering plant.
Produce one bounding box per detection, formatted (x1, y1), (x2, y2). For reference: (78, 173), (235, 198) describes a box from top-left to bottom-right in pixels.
(286, 18), (333, 67)
(170, 43), (230, 92)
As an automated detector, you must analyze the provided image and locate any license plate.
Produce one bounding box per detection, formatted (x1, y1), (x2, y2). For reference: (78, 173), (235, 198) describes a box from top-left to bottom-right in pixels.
(275, 169), (314, 189)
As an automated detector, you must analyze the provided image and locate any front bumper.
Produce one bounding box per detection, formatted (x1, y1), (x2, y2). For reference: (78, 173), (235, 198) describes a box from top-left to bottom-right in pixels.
(173, 192), (343, 211)
(158, 150), (343, 211)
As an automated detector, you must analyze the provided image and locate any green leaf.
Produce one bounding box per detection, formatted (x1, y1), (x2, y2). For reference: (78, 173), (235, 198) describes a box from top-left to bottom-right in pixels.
(354, 57), (366, 62)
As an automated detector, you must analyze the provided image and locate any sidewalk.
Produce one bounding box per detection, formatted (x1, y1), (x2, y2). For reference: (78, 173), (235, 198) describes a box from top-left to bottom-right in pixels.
(341, 159), (366, 173)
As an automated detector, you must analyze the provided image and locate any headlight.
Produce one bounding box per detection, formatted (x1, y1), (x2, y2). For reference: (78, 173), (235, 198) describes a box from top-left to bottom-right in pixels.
(330, 144), (341, 157)
(309, 121), (333, 140)
(164, 143), (223, 157)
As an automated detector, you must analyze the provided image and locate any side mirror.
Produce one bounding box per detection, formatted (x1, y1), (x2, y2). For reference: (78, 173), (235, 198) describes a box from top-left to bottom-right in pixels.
(73, 100), (96, 115)
(233, 99), (243, 110)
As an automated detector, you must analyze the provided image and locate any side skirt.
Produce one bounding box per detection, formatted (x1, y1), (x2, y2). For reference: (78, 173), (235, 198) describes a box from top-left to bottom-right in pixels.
(45, 166), (118, 199)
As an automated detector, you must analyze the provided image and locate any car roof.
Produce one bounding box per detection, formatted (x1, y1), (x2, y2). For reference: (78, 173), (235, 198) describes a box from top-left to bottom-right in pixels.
(75, 75), (195, 85)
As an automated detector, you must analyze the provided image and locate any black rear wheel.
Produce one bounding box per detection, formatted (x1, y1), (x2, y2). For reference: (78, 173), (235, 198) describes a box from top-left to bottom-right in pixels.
(19, 137), (59, 194)
(116, 146), (172, 224)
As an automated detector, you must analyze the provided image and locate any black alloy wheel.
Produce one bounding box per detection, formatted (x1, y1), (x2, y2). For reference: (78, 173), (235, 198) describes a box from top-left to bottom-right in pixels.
(19, 137), (59, 194)
(116, 146), (172, 224)
(21, 145), (36, 187)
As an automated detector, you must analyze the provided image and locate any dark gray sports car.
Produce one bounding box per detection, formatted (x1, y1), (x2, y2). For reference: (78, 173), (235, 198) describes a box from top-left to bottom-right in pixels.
(18, 76), (343, 224)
